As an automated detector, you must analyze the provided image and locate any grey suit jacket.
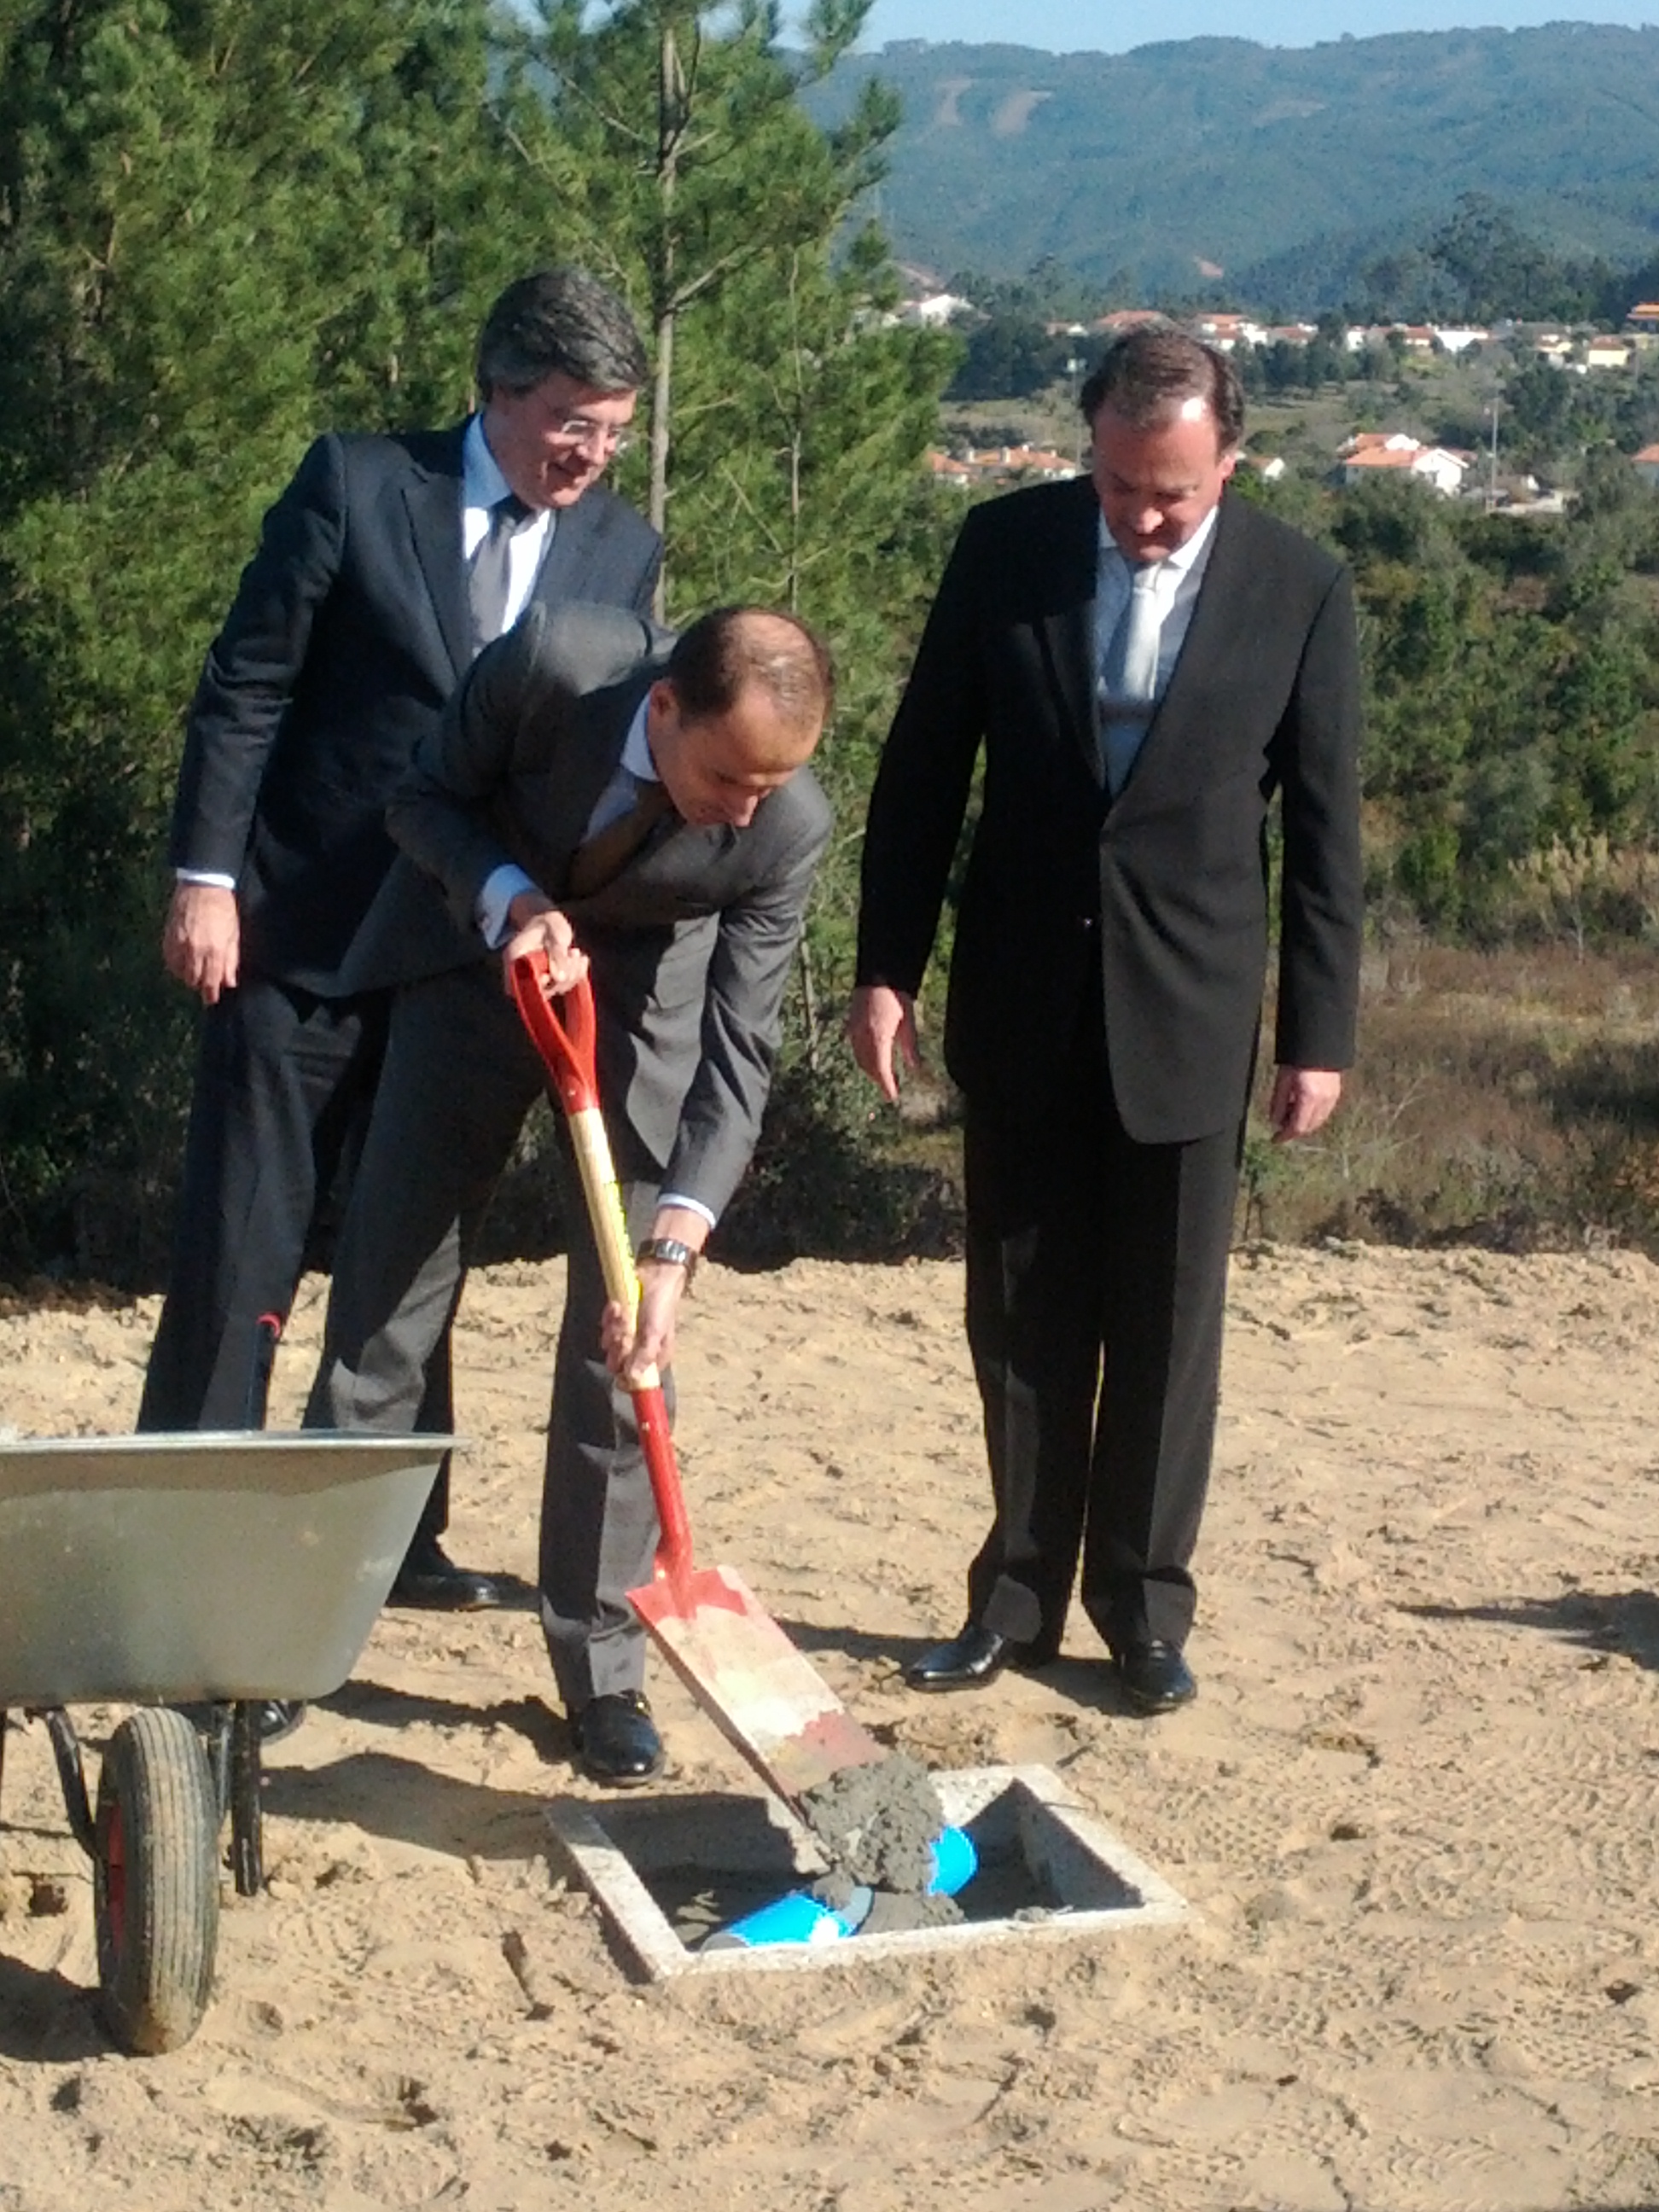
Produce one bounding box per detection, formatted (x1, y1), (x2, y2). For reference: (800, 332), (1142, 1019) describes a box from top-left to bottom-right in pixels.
(373, 600), (832, 1220)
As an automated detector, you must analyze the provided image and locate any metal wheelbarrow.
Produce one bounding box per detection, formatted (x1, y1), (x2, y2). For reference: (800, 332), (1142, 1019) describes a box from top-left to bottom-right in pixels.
(0, 1429), (455, 2054)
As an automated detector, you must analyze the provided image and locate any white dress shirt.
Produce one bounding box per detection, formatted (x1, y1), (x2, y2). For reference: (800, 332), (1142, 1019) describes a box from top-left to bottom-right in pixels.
(463, 413), (554, 632)
(474, 696), (655, 948)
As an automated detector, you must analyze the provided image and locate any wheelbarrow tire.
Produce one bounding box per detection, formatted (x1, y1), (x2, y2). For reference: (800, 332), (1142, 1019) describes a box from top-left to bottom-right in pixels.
(93, 1708), (220, 2054)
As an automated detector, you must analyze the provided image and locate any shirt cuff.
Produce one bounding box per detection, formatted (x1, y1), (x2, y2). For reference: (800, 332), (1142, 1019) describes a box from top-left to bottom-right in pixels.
(174, 868), (236, 890)
(476, 864), (540, 950)
(656, 1191), (718, 1231)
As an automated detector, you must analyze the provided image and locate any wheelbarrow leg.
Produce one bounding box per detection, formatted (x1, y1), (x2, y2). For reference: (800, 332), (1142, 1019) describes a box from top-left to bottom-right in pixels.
(229, 1701), (264, 1898)
(200, 1702), (262, 1898)
(204, 1702), (234, 1815)
(39, 1707), (96, 1855)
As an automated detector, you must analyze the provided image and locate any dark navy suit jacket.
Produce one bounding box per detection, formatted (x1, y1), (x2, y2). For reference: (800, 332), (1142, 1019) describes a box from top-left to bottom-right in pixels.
(166, 423), (661, 994)
(856, 480), (1363, 1144)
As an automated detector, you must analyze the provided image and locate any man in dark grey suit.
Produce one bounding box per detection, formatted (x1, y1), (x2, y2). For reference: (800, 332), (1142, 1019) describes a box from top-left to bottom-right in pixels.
(848, 326), (1362, 1715)
(307, 601), (833, 1784)
(140, 269), (661, 1619)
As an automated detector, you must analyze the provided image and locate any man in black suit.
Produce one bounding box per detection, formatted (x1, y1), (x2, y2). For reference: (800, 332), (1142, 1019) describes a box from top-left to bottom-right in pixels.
(848, 325), (1362, 1714)
(306, 601), (833, 1784)
(140, 269), (661, 1617)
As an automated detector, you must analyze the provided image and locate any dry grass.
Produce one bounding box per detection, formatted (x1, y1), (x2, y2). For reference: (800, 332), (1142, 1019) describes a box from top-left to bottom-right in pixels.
(1243, 937), (1659, 1255)
(487, 937), (1659, 1270)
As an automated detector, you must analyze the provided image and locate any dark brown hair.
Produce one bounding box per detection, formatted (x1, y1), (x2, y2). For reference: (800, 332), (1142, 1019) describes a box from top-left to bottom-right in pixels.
(667, 608), (834, 737)
(1080, 323), (1245, 451)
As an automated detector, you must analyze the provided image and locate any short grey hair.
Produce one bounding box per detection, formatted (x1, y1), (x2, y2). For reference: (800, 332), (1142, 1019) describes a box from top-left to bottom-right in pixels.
(475, 267), (649, 399)
(1080, 323), (1244, 452)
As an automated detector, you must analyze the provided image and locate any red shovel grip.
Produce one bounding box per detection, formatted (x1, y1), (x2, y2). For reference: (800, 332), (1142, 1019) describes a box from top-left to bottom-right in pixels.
(509, 950), (600, 1116)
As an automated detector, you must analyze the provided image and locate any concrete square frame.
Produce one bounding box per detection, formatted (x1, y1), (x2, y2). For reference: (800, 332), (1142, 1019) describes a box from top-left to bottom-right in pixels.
(545, 1762), (1190, 1981)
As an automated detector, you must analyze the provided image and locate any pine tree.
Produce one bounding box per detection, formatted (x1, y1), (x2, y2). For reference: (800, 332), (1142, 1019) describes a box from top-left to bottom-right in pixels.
(509, 1), (959, 1049)
(513, 0), (902, 605)
(0, 0), (549, 1275)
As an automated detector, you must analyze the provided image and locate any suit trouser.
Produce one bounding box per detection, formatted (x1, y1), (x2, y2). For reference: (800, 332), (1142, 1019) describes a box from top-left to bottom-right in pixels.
(137, 977), (454, 1540)
(962, 1001), (1243, 1656)
(304, 961), (668, 1709)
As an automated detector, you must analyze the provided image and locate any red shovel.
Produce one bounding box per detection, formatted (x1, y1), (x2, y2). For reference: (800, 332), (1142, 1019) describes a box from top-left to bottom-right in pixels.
(509, 950), (886, 1807)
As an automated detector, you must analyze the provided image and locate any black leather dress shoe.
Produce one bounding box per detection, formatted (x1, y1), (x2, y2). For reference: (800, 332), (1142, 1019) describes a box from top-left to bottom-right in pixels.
(905, 1622), (1054, 1692)
(389, 1538), (503, 1611)
(1115, 1639), (1196, 1715)
(570, 1691), (666, 1786)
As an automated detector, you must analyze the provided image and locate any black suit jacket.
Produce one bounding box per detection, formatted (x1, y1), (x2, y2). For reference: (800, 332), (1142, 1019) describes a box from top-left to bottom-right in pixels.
(375, 602), (832, 1220)
(166, 423), (662, 994)
(855, 478), (1363, 1144)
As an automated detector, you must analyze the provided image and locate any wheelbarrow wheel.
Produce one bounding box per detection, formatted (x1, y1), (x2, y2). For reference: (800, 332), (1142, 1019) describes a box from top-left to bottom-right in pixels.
(93, 1708), (220, 2054)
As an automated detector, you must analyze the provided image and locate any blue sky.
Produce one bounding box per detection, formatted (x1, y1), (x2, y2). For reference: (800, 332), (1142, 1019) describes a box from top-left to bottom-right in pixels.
(853, 1), (1657, 49)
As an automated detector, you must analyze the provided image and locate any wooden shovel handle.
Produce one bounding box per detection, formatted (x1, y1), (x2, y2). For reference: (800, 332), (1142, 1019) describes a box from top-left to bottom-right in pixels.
(509, 950), (694, 1588)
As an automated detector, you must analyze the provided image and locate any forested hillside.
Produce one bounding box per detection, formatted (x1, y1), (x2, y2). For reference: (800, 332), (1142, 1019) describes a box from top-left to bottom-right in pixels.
(809, 26), (1659, 304)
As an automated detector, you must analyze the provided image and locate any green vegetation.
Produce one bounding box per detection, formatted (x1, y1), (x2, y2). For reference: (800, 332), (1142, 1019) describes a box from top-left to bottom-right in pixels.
(0, 0), (556, 1283)
(9, 9), (1659, 1285)
(0, 0), (957, 1283)
(1236, 461), (1659, 944)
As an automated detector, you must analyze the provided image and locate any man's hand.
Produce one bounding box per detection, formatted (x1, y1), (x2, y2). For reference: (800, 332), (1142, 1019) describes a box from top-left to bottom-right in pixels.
(600, 1206), (708, 1388)
(162, 882), (241, 1004)
(602, 1264), (687, 1388)
(1268, 1066), (1343, 1142)
(846, 983), (923, 1103)
(501, 893), (589, 997)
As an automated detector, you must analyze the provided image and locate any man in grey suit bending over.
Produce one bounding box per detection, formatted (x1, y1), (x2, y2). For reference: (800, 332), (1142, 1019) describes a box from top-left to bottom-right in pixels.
(141, 268), (660, 1626)
(307, 602), (833, 1785)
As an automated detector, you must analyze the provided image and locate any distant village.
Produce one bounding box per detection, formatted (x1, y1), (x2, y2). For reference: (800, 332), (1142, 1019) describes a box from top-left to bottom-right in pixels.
(909, 290), (1659, 507)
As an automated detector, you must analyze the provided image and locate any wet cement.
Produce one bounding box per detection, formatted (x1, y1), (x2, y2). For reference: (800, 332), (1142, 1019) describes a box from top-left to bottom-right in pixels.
(797, 1752), (964, 1933)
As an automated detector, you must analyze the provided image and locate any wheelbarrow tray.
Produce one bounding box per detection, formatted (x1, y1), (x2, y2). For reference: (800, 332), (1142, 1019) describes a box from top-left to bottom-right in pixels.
(0, 1431), (455, 1707)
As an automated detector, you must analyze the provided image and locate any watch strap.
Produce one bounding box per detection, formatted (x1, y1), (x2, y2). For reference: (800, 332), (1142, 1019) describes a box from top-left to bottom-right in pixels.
(636, 1236), (699, 1283)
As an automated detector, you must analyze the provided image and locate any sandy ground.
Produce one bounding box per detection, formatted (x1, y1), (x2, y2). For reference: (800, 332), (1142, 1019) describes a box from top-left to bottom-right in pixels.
(3, 1240), (1659, 2211)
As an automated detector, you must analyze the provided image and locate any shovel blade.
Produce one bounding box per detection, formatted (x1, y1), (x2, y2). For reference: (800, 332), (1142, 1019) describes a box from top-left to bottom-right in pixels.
(629, 1563), (888, 1806)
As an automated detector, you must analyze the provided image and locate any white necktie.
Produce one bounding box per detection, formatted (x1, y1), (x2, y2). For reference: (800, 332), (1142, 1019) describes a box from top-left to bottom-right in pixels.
(1097, 562), (1167, 795)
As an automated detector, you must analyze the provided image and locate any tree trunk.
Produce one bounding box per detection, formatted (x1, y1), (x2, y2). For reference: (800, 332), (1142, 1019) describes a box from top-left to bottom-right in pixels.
(648, 17), (685, 620)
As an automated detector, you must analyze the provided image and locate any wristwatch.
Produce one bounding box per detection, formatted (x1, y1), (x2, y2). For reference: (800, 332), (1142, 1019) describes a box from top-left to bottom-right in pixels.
(636, 1236), (699, 1285)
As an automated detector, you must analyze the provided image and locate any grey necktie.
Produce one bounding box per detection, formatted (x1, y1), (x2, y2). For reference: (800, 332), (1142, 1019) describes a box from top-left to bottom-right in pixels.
(1097, 562), (1167, 795)
(469, 492), (536, 657)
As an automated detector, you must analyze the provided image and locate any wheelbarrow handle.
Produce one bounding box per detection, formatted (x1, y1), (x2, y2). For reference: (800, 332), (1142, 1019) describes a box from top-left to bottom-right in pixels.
(509, 948), (696, 1588)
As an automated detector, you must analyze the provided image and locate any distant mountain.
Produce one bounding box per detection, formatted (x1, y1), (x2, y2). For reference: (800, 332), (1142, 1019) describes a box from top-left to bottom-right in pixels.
(806, 26), (1659, 309)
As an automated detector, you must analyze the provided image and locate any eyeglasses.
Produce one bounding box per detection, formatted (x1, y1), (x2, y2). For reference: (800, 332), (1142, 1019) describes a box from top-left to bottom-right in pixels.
(551, 416), (634, 456)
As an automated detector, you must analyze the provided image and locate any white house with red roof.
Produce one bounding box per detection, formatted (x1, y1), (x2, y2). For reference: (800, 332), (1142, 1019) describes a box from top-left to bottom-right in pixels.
(1336, 432), (1470, 497)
